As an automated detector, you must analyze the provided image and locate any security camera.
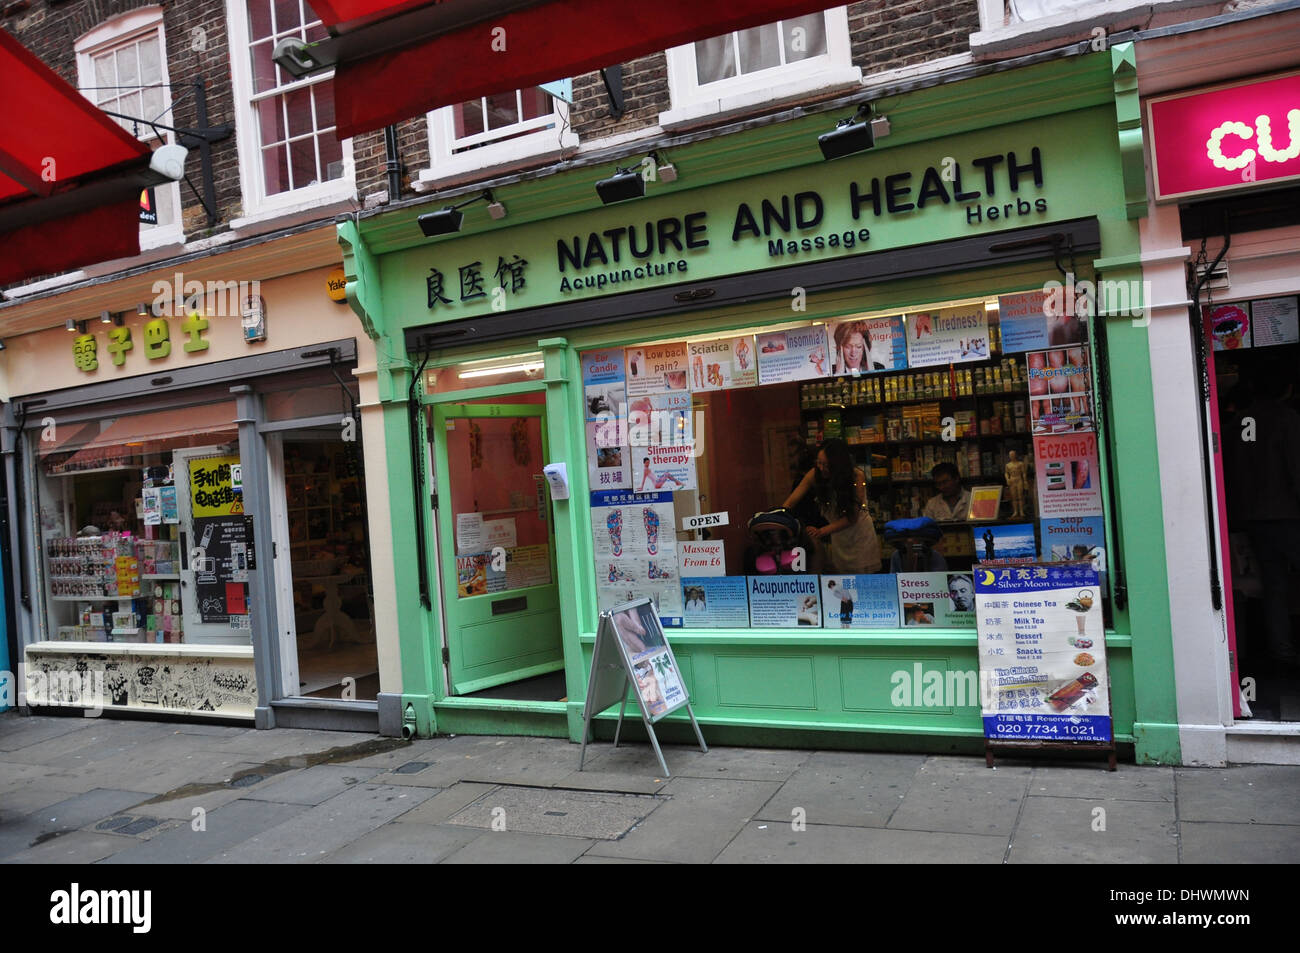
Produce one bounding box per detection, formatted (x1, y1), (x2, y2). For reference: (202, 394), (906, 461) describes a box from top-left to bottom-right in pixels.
(150, 144), (188, 181)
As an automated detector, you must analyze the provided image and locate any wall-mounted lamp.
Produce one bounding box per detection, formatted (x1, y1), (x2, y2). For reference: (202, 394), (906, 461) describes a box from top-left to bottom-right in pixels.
(595, 167), (645, 205)
(0, 339), (7, 351)
(100, 310), (114, 324)
(136, 301), (151, 316)
(65, 318), (77, 332)
(819, 104), (876, 161)
(417, 190), (504, 238)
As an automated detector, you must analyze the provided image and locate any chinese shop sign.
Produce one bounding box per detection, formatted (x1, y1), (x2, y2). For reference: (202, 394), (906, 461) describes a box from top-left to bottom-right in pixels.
(72, 313), (213, 374)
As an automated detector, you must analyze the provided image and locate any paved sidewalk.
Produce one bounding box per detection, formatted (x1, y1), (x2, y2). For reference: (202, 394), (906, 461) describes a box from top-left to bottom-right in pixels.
(1, 712), (1297, 863)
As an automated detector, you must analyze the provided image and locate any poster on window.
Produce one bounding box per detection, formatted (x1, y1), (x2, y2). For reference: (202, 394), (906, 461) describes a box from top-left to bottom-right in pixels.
(1033, 433), (1103, 518)
(489, 543), (552, 591)
(905, 304), (990, 368)
(609, 602), (689, 719)
(975, 563), (1111, 742)
(142, 487), (162, 527)
(624, 342), (689, 397)
(1027, 346), (1093, 434)
(747, 575), (822, 627)
(997, 290), (1051, 353)
(896, 572), (977, 627)
(756, 326), (831, 385)
(628, 392), (696, 491)
(681, 576), (750, 627)
(189, 455), (243, 517)
(678, 540), (724, 576)
(581, 346), (627, 419)
(972, 524), (1037, 564)
(592, 490), (682, 625)
(1039, 516), (1106, 573)
(821, 574), (901, 627)
(829, 316), (906, 374)
(1250, 296), (1299, 347)
(688, 336), (758, 391)
(193, 515), (255, 623)
(1208, 302), (1251, 351)
(586, 420), (631, 491)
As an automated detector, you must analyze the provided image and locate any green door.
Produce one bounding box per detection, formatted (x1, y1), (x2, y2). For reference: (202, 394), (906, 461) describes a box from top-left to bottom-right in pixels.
(432, 399), (563, 694)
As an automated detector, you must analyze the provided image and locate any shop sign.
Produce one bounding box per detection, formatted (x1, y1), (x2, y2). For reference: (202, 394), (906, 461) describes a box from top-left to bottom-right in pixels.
(189, 456), (243, 517)
(72, 313), (211, 374)
(1147, 71), (1300, 201)
(326, 267), (347, 302)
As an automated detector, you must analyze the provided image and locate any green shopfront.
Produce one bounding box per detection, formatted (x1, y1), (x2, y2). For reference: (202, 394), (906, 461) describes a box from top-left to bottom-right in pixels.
(339, 48), (1182, 763)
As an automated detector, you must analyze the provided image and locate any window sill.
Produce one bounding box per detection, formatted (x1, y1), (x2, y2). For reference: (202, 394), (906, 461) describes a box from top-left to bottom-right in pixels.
(970, 0), (1207, 56)
(659, 65), (863, 131)
(229, 189), (358, 234)
(139, 224), (186, 252)
(415, 129), (580, 192)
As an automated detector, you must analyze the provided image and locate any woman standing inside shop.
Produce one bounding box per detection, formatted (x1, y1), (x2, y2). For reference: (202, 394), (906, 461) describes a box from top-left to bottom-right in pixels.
(783, 438), (881, 574)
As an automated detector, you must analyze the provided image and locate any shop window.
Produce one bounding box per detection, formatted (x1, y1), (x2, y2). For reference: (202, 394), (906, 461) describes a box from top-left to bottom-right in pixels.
(227, 0), (354, 219)
(660, 7), (860, 128)
(75, 8), (184, 250)
(419, 88), (577, 188)
(580, 294), (1111, 631)
(33, 402), (254, 648)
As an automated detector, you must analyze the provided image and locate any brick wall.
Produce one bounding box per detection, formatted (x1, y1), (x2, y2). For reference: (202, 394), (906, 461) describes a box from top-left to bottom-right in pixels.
(570, 52), (671, 141)
(848, 0), (977, 71)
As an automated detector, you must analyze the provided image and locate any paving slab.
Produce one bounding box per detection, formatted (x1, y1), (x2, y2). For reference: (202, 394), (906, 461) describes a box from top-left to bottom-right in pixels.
(1178, 821), (1300, 864)
(239, 764), (384, 806)
(887, 756), (1031, 836)
(127, 784), (249, 821)
(754, 751), (925, 828)
(0, 788), (155, 860)
(205, 783), (437, 863)
(584, 777), (782, 864)
(370, 736), (576, 788)
(46, 747), (254, 796)
(1174, 766), (1300, 826)
(1007, 796), (1179, 864)
(204, 728), (379, 758)
(572, 855), (672, 864)
(0, 761), (68, 788)
(5, 830), (136, 864)
(716, 820), (1008, 864)
(1030, 764), (1175, 802)
(0, 716), (94, 753)
(99, 799), (305, 864)
(446, 785), (662, 839)
(584, 742), (809, 782)
(440, 831), (595, 864)
(392, 783), (493, 825)
(321, 822), (481, 864)
(0, 784), (87, 820)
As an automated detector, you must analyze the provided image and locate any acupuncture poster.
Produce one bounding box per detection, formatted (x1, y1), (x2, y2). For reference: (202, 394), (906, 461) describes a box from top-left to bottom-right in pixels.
(681, 576), (749, 628)
(591, 490), (681, 625)
(974, 563), (1110, 742)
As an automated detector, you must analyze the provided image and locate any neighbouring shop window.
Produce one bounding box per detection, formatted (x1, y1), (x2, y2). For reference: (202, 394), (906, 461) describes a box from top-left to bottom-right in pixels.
(33, 402), (253, 647)
(581, 289), (1110, 630)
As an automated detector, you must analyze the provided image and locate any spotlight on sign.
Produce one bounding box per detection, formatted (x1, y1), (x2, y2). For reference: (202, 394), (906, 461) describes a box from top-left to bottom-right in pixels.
(595, 168), (645, 205)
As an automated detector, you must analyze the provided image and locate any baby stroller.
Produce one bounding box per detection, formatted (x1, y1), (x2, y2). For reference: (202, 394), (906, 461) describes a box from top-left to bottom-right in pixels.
(883, 517), (947, 572)
(748, 507), (804, 574)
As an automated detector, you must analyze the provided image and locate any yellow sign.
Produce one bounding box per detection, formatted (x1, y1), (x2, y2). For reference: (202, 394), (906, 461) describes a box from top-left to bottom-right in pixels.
(189, 455), (242, 517)
(326, 267), (347, 302)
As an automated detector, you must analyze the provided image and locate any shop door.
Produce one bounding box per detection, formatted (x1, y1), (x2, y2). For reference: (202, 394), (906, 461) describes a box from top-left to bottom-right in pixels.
(432, 400), (562, 694)
(174, 445), (253, 646)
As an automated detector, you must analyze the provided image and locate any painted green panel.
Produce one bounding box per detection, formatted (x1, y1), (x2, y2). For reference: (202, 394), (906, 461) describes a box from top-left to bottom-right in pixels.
(715, 655), (817, 709)
(841, 658), (963, 714)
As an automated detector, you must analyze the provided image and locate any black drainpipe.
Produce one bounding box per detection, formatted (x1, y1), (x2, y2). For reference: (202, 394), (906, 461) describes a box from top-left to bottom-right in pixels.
(384, 125), (402, 200)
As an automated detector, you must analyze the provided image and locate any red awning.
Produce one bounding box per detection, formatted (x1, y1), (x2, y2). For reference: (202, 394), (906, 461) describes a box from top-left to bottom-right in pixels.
(316, 0), (845, 139)
(0, 28), (154, 285)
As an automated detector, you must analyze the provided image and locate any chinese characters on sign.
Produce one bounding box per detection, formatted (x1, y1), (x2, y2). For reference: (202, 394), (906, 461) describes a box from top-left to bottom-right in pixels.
(427, 254), (529, 309)
(72, 313), (215, 374)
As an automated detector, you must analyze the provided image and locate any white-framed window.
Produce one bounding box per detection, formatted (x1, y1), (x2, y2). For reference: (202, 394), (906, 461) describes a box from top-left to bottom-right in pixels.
(419, 86), (578, 189)
(75, 7), (184, 250)
(226, 0), (354, 221)
(660, 6), (861, 128)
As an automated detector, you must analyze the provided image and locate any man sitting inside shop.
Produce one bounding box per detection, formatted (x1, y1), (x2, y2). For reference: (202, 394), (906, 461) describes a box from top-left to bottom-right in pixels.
(922, 462), (971, 523)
